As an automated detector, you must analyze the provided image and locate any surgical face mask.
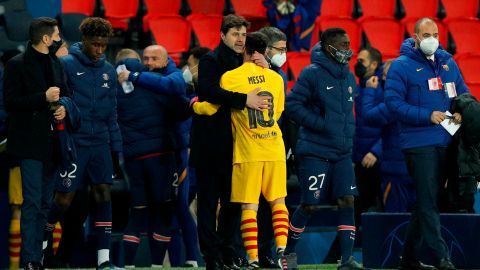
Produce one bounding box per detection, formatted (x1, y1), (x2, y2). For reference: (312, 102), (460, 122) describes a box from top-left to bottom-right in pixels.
(270, 52), (287, 67)
(418, 36), (439, 56)
(328, 45), (353, 64)
(183, 67), (193, 84)
(354, 62), (367, 78)
(49, 38), (63, 54)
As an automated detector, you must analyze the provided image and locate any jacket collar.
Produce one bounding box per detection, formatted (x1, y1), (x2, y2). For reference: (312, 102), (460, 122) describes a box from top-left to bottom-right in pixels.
(23, 42), (50, 91)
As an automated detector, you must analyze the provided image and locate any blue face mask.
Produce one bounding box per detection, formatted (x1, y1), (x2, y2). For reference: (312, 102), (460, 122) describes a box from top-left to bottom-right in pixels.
(328, 44), (353, 64)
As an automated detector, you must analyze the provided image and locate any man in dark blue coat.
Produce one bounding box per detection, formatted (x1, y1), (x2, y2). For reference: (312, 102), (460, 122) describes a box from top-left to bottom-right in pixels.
(352, 47), (383, 220)
(284, 28), (365, 270)
(360, 60), (416, 213)
(43, 17), (121, 270)
(115, 47), (190, 268)
(385, 18), (468, 270)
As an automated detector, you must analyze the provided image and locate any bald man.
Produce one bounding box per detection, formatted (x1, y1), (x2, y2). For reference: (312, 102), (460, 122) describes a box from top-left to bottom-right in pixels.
(143, 45), (168, 71)
(385, 17), (468, 270)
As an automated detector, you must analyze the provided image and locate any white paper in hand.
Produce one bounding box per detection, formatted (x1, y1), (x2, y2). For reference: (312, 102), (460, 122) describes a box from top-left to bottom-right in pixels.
(440, 111), (461, 136)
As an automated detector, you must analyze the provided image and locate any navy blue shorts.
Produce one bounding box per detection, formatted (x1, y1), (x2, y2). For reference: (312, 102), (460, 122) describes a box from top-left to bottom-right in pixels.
(125, 152), (177, 206)
(297, 156), (357, 205)
(56, 144), (113, 192)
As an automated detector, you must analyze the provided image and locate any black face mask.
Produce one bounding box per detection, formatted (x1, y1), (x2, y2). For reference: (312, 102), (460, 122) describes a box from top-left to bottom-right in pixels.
(354, 62), (367, 78)
(49, 39), (63, 54)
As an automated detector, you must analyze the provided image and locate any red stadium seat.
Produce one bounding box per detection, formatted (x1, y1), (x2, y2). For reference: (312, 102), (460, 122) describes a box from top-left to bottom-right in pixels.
(230, 0), (268, 31)
(312, 17), (362, 54)
(149, 16), (192, 54)
(404, 18), (448, 49)
(188, 0), (224, 15)
(442, 0), (479, 20)
(400, 0), (438, 21)
(447, 18), (480, 55)
(142, 0), (181, 32)
(358, 0), (396, 18)
(102, 0), (139, 31)
(287, 52), (310, 81)
(467, 83), (480, 100)
(61, 0), (95, 16)
(188, 14), (222, 49)
(456, 54), (480, 84)
(360, 17), (403, 57)
(320, 0), (354, 18)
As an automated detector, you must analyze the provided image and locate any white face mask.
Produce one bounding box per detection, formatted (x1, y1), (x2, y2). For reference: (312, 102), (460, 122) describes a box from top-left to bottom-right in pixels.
(270, 52), (287, 67)
(183, 67), (193, 83)
(419, 36), (439, 56)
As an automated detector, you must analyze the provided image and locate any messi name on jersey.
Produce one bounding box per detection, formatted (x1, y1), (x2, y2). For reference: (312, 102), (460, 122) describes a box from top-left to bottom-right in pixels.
(248, 75), (266, 85)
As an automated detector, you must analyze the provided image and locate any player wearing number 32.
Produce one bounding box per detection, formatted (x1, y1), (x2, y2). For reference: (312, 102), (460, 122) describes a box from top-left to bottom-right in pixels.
(192, 32), (289, 270)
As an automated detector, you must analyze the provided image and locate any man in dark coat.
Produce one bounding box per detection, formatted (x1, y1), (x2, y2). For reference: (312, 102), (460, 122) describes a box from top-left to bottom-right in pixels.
(190, 14), (269, 270)
(3, 17), (68, 270)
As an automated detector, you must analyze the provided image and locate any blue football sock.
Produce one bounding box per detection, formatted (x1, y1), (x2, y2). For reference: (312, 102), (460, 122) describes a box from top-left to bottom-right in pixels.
(122, 207), (147, 266)
(284, 206), (310, 254)
(338, 207), (355, 264)
(149, 202), (173, 266)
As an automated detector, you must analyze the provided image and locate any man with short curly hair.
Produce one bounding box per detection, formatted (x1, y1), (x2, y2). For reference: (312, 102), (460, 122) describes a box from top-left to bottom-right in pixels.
(43, 17), (121, 270)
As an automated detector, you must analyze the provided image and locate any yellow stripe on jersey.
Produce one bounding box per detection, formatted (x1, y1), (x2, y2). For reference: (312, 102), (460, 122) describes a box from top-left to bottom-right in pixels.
(220, 62), (286, 163)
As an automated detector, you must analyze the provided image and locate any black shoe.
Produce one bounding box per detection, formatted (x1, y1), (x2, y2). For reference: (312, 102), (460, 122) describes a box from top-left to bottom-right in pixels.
(259, 255), (278, 268)
(96, 261), (111, 270)
(24, 262), (41, 270)
(234, 257), (249, 268)
(437, 258), (456, 270)
(338, 256), (368, 270)
(398, 258), (437, 270)
(206, 260), (224, 270)
(247, 260), (260, 270)
(223, 257), (240, 270)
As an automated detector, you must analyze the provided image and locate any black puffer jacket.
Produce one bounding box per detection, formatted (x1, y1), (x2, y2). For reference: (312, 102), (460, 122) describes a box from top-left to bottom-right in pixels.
(452, 93), (480, 176)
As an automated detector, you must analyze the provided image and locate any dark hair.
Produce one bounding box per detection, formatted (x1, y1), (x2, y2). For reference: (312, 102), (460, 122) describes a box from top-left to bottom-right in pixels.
(361, 47), (382, 67)
(245, 32), (268, 55)
(29, 17), (58, 45)
(258, 26), (287, 46)
(220, 14), (250, 35)
(320, 27), (347, 47)
(79, 17), (114, 38)
(189, 47), (210, 60)
(414, 17), (436, 34)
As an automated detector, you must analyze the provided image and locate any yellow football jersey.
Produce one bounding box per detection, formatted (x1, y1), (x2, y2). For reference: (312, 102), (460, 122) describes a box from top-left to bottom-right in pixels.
(220, 62), (286, 163)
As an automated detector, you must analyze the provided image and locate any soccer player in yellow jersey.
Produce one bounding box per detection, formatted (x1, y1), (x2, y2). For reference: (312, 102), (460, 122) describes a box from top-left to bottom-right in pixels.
(193, 32), (289, 270)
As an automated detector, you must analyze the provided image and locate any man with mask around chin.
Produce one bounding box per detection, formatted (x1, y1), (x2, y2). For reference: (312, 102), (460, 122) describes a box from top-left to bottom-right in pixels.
(385, 17), (469, 270)
(284, 28), (366, 270)
(3, 16), (69, 270)
(352, 47), (383, 228)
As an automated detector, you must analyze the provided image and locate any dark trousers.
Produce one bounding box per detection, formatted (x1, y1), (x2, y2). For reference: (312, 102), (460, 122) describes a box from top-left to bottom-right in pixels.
(402, 147), (449, 262)
(354, 162), (382, 226)
(20, 159), (56, 264)
(196, 167), (241, 263)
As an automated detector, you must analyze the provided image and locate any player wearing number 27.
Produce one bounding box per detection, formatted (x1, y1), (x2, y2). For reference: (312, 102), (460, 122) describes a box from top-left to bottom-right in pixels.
(193, 32), (289, 270)
(283, 27), (366, 270)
